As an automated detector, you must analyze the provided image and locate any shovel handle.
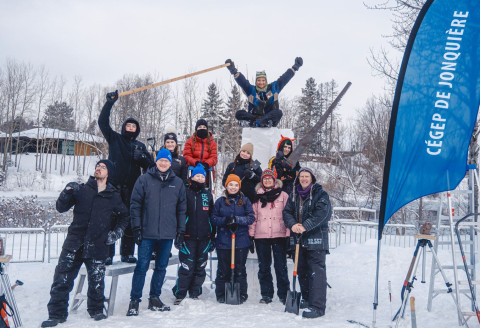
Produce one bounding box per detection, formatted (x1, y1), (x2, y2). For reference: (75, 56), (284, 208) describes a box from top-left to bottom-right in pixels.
(118, 63), (231, 97)
(293, 243), (300, 276)
(231, 233), (235, 269)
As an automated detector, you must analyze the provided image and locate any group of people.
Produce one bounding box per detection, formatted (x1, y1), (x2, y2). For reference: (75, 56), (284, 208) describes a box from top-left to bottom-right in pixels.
(41, 57), (332, 327)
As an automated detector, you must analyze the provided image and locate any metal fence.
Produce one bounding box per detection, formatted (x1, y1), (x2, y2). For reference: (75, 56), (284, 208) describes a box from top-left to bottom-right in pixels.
(0, 220), (476, 263)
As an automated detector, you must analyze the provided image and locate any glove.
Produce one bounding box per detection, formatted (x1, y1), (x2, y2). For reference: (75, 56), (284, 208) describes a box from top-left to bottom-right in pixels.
(249, 237), (255, 254)
(133, 148), (146, 161)
(243, 168), (255, 179)
(64, 182), (80, 194)
(225, 216), (238, 232)
(133, 228), (142, 246)
(208, 238), (216, 253)
(106, 227), (124, 245)
(225, 59), (238, 75)
(174, 233), (185, 250)
(106, 90), (119, 104)
(292, 57), (303, 71)
(202, 162), (209, 171)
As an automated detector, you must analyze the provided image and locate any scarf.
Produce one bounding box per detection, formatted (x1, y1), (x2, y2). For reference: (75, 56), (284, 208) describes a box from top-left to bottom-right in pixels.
(256, 188), (282, 208)
(189, 180), (205, 192)
(297, 183), (312, 200)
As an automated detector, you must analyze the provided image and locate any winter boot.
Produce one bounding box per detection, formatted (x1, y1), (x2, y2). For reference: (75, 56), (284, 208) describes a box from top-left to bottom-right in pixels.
(126, 300), (139, 316)
(240, 294), (248, 304)
(259, 296), (272, 304)
(92, 313), (107, 321)
(104, 257), (113, 266)
(279, 297), (286, 305)
(299, 299), (309, 309)
(217, 296), (225, 303)
(41, 318), (66, 327)
(173, 297), (184, 306)
(302, 308), (325, 319)
(121, 255), (137, 263)
(148, 296), (170, 311)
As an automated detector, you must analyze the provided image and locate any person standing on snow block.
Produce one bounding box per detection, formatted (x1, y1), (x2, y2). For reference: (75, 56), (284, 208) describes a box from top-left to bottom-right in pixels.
(249, 169), (290, 305)
(183, 119), (218, 186)
(98, 90), (154, 265)
(222, 142), (262, 204)
(41, 160), (129, 327)
(282, 167), (331, 319)
(160, 130), (188, 182)
(225, 57), (303, 127)
(171, 163), (215, 305)
(126, 148), (186, 316)
(269, 135), (301, 196)
(212, 174), (255, 304)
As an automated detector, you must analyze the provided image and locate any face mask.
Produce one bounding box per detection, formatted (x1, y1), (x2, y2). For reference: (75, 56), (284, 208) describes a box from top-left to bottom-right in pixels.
(123, 130), (137, 140)
(197, 129), (208, 139)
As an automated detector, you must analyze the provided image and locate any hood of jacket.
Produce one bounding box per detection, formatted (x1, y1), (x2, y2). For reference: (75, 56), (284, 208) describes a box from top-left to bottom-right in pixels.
(121, 117), (141, 140)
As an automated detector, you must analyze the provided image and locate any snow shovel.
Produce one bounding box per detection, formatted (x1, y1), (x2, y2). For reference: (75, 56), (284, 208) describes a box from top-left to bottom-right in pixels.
(285, 235), (301, 315)
(225, 226), (240, 305)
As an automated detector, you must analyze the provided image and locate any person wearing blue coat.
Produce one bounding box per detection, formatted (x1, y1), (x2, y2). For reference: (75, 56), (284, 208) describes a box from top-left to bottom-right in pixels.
(212, 174), (255, 304)
(225, 57), (303, 127)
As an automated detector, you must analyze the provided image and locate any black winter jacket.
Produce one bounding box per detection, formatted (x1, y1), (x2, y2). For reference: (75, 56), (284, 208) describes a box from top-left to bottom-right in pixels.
(130, 167), (187, 239)
(282, 184), (331, 250)
(222, 159), (262, 203)
(184, 181), (215, 240)
(56, 177), (129, 260)
(98, 101), (154, 189)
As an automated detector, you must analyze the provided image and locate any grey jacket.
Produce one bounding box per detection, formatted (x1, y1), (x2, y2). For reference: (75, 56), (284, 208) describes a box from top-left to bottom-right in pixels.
(130, 166), (186, 239)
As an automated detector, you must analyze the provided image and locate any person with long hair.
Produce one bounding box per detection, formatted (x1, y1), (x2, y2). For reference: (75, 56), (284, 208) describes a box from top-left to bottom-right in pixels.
(212, 174), (254, 304)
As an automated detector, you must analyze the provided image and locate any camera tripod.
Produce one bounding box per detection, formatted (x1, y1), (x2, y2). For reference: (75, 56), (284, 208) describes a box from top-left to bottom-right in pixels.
(392, 234), (467, 327)
(0, 256), (22, 327)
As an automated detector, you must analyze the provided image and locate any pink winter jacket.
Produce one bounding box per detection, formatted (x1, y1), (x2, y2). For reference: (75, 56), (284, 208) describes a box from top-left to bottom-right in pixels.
(249, 181), (290, 239)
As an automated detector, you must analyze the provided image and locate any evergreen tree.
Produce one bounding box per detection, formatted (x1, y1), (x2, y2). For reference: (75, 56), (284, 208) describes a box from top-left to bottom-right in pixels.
(201, 83), (224, 136)
(224, 85), (242, 153)
(42, 101), (75, 131)
(296, 78), (321, 154)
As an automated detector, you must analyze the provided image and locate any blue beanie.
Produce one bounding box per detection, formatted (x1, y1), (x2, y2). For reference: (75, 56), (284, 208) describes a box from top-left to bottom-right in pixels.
(191, 163), (207, 178)
(155, 148), (172, 163)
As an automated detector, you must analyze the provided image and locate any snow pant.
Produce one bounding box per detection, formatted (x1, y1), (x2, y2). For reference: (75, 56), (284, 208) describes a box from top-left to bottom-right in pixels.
(172, 238), (210, 299)
(130, 238), (173, 301)
(255, 238), (290, 300)
(108, 185), (135, 258)
(296, 248), (327, 313)
(47, 248), (106, 319)
(215, 247), (249, 299)
(235, 109), (283, 127)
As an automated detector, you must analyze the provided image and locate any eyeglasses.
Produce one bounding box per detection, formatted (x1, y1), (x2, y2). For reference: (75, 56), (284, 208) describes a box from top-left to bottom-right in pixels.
(95, 164), (107, 170)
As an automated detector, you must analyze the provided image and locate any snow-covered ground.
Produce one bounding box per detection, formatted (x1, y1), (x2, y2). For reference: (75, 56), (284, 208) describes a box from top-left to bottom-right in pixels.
(5, 241), (475, 328)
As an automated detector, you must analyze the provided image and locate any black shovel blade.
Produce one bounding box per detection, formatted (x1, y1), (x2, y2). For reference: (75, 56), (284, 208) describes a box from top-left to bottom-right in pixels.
(284, 290), (301, 315)
(225, 282), (241, 305)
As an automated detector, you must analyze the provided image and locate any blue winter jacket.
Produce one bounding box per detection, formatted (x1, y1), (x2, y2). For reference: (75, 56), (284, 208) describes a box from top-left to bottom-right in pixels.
(234, 68), (295, 115)
(212, 193), (255, 249)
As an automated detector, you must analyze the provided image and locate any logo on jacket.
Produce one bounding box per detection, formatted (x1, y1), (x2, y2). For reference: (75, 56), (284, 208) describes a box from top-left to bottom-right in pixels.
(308, 238), (323, 245)
(201, 193), (209, 210)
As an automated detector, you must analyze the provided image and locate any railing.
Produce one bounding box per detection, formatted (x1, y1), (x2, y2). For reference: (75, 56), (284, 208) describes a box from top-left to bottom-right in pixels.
(0, 228), (46, 262)
(0, 220), (476, 263)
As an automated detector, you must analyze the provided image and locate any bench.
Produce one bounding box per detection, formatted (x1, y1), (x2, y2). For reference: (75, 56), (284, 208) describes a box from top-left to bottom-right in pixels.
(71, 255), (179, 317)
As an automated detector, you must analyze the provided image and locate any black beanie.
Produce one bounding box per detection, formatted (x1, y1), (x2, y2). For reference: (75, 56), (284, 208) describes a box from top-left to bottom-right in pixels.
(96, 159), (116, 185)
(195, 119), (208, 131)
(164, 132), (178, 144)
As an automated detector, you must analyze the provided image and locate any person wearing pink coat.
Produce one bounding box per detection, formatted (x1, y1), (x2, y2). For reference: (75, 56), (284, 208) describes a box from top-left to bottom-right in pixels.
(249, 169), (290, 305)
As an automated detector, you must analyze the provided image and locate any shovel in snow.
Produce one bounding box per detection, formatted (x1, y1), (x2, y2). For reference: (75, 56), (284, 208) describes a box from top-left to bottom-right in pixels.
(225, 226), (241, 305)
(285, 235), (301, 315)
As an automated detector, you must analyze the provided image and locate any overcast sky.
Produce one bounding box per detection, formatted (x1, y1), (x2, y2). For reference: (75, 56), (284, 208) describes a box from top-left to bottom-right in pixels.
(0, 0), (397, 123)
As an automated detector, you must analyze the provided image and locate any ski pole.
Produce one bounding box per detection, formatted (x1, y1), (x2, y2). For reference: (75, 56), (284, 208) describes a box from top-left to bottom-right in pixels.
(118, 63), (231, 97)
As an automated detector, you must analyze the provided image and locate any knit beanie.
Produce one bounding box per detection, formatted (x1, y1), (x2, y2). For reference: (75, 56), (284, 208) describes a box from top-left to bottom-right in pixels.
(155, 147), (172, 163)
(96, 159), (116, 185)
(163, 132), (178, 144)
(191, 163), (207, 178)
(240, 143), (254, 157)
(256, 70), (267, 82)
(225, 174), (242, 189)
(261, 168), (276, 181)
(195, 118), (208, 131)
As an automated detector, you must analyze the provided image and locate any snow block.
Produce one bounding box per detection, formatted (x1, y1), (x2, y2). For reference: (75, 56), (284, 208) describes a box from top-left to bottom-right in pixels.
(241, 127), (294, 170)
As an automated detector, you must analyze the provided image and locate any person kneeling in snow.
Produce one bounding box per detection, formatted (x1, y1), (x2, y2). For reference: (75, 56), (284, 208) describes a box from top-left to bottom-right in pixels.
(41, 160), (129, 327)
(171, 164), (215, 305)
(282, 167), (331, 319)
(225, 57), (302, 127)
